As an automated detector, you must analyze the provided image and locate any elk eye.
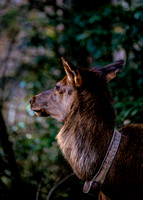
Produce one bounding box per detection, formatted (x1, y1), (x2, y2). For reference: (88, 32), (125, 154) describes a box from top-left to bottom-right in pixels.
(55, 85), (60, 91)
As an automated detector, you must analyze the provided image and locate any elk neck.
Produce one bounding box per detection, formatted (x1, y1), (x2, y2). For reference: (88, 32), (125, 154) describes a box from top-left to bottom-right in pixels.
(56, 88), (116, 181)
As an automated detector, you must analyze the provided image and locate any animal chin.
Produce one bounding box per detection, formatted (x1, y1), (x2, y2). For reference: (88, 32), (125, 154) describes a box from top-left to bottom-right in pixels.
(34, 110), (49, 117)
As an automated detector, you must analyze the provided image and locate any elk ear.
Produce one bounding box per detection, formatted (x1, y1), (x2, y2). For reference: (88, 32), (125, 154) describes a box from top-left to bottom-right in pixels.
(61, 57), (82, 87)
(100, 60), (124, 82)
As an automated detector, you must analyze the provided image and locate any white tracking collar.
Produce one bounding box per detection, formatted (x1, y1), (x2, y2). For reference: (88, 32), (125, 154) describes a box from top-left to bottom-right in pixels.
(83, 129), (121, 195)
(93, 129), (121, 184)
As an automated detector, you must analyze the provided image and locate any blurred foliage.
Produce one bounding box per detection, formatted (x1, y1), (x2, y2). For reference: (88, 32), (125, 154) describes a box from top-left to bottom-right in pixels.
(0, 0), (143, 199)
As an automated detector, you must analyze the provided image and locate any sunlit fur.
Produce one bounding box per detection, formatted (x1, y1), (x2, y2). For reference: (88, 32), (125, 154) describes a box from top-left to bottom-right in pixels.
(57, 68), (115, 180)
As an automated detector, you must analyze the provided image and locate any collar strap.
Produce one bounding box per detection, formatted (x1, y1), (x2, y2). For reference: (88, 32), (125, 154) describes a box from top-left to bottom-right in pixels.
(93, 129), (121, 184)
(83, 129), (121, 195)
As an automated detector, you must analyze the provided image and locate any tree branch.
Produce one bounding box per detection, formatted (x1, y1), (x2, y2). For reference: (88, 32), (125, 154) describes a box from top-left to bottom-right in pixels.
(46, 173), (75, 200)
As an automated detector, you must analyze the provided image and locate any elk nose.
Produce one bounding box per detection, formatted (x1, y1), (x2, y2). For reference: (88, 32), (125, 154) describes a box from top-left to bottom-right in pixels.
(30, 99), (32, 104)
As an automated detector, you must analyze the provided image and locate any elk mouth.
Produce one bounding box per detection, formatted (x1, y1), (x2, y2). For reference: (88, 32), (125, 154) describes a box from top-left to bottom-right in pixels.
(33, 110), (49, 117)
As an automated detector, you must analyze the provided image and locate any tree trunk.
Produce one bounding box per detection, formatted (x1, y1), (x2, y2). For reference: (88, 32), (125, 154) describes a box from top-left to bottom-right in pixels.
(0, 108), (21, 183)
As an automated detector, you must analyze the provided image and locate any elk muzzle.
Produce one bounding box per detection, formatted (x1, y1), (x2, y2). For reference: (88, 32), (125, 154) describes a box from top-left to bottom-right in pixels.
(30, 93), (50, 117)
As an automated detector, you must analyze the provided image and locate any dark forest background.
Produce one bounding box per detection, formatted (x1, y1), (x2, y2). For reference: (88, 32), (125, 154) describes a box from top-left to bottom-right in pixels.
(0, 0), (143, 199)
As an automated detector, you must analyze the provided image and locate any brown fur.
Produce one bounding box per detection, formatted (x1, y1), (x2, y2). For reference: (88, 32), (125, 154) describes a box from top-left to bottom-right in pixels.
(30, 57), (143, 200)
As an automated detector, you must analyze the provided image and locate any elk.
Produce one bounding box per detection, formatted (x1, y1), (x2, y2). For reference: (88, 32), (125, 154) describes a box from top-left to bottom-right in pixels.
(30, 57), (143, 200)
